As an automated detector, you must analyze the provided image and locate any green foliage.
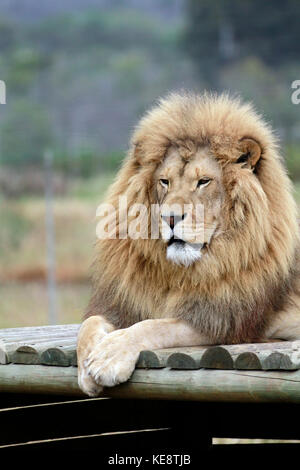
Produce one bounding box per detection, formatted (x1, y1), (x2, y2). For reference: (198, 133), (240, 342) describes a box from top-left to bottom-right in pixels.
(0, 2), (299, 182)
(6, 48), (51, 93)
(185, 0), (300, 86)
(57, 147), (98, 178)
(0, 19), (16, 51)
(0, 101), (53, 165)
(53, 148), (123, 177)
(0, 205), (30, 254)
(0, 7), (184, 174)
(112, 52), (145, 94)
(69, 173), (116, 200)
(28, 9), (178, 53)
(100, 151), (124, 172)
(221, 58), (300, 131)
(286, 145), (300, 181)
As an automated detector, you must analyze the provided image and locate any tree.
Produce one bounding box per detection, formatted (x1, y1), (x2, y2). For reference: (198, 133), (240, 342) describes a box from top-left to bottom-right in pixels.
(185, 0), (300, 87)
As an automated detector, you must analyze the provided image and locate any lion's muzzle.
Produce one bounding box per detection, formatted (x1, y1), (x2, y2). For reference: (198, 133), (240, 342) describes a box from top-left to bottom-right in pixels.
(160, 208), (206, 267)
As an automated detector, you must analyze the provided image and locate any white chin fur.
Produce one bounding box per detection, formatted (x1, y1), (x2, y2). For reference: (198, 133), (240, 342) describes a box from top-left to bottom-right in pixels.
(166, 242), (202, 267)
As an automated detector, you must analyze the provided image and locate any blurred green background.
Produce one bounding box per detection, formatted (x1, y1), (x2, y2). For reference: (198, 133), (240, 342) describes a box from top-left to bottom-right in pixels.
(0, 0), (299, 327)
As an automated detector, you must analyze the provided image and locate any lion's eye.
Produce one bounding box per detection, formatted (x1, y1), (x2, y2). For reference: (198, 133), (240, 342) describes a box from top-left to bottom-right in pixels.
(197, 178), (211, 188)
(160, 179), (169, 188)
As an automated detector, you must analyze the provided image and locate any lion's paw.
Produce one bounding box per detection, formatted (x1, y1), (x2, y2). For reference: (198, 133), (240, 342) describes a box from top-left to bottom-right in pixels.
(84, 329), (140, 387)
(78, 364), (104, 397)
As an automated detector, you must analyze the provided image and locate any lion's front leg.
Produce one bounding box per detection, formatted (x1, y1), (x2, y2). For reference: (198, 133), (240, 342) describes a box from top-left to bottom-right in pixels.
(84, 318), (209, 390)
(77, 315), (115, 396)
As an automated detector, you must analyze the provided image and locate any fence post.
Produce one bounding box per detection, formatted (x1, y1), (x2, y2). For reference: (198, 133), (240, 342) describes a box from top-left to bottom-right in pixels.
(44, 149), (58, 325)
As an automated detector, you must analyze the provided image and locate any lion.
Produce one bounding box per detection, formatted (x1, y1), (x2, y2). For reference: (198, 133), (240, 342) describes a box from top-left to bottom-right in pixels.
(77, 92), (300, 397)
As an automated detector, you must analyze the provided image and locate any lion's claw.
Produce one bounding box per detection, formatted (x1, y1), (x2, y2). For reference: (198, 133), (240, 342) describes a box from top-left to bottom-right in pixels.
(84, 329), (140, 388)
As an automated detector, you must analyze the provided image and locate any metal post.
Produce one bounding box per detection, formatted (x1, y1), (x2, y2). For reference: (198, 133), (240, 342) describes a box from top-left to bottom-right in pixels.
(44, 149), (58, 325)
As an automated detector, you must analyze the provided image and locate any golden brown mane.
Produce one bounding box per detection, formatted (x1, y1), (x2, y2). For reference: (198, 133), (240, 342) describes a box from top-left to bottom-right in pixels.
(86, 92), (300, 344)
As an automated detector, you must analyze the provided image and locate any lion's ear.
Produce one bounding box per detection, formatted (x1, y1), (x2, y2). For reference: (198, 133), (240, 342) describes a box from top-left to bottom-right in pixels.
(237, 138), (262, 170)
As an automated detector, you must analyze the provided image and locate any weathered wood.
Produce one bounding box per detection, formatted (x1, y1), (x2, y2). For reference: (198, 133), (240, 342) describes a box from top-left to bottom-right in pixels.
(261, 351), (300, 370)
(138, 345), (240, 370)
(167, 352), (200, 369)
(0, 340), (7, 365)
(0, 323), (79, 336)
(165, 346), (234, 370)
(137, 350), (169, 368)
(4, 337), (77, 349)
(102, 369), (300, 403)
(234, 352), (262, 370)
(137, 346), (208, 369)
(234, 350), (300, 370)
(9, 345), (39, 365)
(41, 345), (76, 366)
(4, 340), (77, 366)
(1, 332), (78, 346)
(1, 364), (300, 403)
(199, 346), (234, 369)
(2, 324), (300, 371)
(0, 364), (82, 396)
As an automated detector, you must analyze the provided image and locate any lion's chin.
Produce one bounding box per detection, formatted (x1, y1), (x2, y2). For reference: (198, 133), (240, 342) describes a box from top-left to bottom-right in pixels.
(166, 239), (203, 267)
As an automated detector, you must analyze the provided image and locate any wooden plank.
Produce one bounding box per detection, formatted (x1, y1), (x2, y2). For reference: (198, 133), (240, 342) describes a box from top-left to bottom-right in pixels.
(0, 340), (7, 365)
(138, 342), (300, 371)
(1, 331), (78, 345)
(6, 340), (77, 366)
(167, 351), (200, 369)
(0, 324), (79, 343)
(107, 369), (300, 403)
(138, 345), (236, 370)
(0, 325), (79, 367)
(2, 324), (300, 371)
(234, 349), (300, 370)
(137, 350), (165, 368)
(0, 364), (82, 396)
(9, 345), (39, 365)
(137, 346), (208, 369)
(7, 338), (77, 351)
(261, 351), (300, 370)
(40, 345), (76, 367)
(0, 323), (79, 336)
(165, 346), (233, 370)
(234, 352), (262, 370)
(4, 337), (77, 349)
(200, 346), (234, 369)
(221, 342), (295, 371)
(2, 364), (300, 403)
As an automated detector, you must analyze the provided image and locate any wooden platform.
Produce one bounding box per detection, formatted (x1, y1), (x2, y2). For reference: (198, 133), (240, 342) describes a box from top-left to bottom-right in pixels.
(1, 324), (300, 403)
(1, 323), (300, 371)
(1, 324), (300, 455)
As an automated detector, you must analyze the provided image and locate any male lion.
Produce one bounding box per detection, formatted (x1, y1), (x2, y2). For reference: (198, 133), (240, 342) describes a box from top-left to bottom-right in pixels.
(77, 92), (300, 397)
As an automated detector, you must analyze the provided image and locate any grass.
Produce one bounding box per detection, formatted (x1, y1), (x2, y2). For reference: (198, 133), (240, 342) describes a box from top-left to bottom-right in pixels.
(0, 282), (91, 328)
(68, 172), (116, 200)
(0, 173), (115, 283)
(0, 173), (115, 328)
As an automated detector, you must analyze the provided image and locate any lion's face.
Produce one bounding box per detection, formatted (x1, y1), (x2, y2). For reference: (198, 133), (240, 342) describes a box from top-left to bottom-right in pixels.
(154, 145), (225, 267)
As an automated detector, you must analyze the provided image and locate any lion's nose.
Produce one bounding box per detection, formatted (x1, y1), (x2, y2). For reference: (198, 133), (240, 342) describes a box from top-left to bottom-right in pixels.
(162, 213), (186, 230)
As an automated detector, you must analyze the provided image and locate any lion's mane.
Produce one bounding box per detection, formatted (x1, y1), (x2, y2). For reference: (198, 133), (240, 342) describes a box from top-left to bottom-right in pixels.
(86, 92), (300, 344)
